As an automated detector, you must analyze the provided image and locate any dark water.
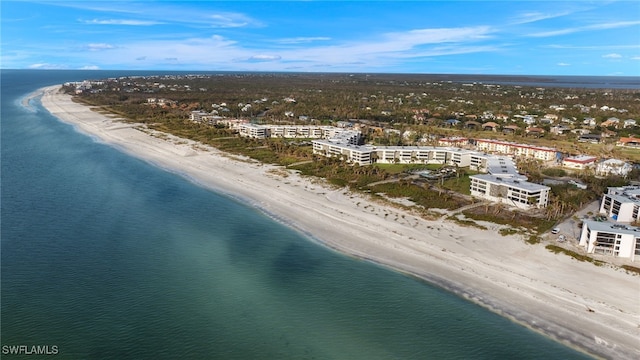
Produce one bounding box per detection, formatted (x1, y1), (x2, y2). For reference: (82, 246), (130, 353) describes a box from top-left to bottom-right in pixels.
(1, 70), (593, 359)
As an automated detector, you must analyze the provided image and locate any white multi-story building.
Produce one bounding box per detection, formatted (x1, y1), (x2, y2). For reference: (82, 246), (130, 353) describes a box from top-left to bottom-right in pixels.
(371, 146), (473, 167)
(237, 124), (361, 143)
(311, 140), (550, 209)
(579, 220), (640, 261)
(469, 174), (550, 209)
(438, 137), (469, 147)
(238, 123), (268, 138)
(190, 110), (222, 125)
(599, 186), (640, 223)
(312, 141), (373, 166)
(475, 139), (557, 161)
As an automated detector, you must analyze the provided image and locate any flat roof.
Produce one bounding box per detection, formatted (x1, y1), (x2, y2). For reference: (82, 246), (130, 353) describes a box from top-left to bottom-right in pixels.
(470, 174), (549, 191)
(564, 155), (598, 163)
(486, 156), (520, 177)
(583, 219), (640, 236)
(475, 138), (556, 152)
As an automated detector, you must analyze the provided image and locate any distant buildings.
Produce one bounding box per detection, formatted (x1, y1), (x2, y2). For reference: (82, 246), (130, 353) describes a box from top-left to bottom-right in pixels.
(474, 139), (557, 161)
(238, 124), (362, 143)
(616, 137), (640, 148)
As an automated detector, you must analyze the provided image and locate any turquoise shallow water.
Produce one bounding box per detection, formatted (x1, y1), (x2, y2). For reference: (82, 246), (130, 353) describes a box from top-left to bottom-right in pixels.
(1, 70), (592, 359)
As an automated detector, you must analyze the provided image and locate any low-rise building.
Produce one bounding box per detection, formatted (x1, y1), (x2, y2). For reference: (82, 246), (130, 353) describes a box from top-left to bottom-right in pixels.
(469, 174), (550, 209)
(474, 139), (557, 161)
(438, 137), (469, 147)
(238, 123), (268, 138)
(312, 141), (373, 166)
(579, 220), (640, 261)
(562, 155), (598, 170)
(238, 124), (362, 143)
(596, 159), (633, 177)
(616, 137), (640, 148)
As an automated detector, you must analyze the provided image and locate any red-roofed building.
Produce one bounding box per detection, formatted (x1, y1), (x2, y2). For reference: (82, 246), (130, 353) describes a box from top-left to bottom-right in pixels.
(562, 155), (598, 170)
(475, 139), (556, 161)
(438, 137), (469, 147)
(617, 137), (640, 148)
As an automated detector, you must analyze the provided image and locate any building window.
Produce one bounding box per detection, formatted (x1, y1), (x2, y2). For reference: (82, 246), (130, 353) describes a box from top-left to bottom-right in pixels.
(594, 232), (617, 255)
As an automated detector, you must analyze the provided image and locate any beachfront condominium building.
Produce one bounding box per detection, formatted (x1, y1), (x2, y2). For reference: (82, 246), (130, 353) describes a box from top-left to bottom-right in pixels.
(238, 124), (362, 143)
(311, 140), (550, 209)
(474, 139), (557, 161)
(372, 146), (473, 167)
(469, 174), (550, 209)
(579, 220), (640, 261)
(312, 141), (372, 166)
(311, 142), (479, 168)
(599, 186), (640, 223)
(238, 123), (268, 138)
(190, 110), (223, 125)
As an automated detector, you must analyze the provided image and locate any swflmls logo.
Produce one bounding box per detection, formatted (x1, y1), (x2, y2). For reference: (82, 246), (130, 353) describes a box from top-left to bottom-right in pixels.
(1, 345), (59, 355)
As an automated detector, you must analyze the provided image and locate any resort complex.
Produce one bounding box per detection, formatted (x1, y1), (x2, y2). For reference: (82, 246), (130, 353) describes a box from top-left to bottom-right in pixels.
(34, 74), (640, 360)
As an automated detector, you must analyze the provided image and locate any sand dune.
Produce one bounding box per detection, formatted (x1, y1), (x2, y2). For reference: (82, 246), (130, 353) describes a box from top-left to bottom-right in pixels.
(39, 85), (640, 359)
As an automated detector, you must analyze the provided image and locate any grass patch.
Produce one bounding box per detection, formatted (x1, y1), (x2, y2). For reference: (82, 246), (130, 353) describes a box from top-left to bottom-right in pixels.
(621, 265), (640, 275)
(373, 163), (442, 174)
(447, 215), (488, 230)
(545, 245), (606, 266)
(526, 235), (541, 244)
(463, 207), (555, 233)
(500, 228), (520, 237)
(440, 175), (472, 195)
(370, 182), (470, 210)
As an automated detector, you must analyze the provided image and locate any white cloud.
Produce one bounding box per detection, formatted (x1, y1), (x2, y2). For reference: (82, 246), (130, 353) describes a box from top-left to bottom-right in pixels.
(79, 65), (100, 70)
(557, 62), (571, 66)
(27, 63), (68, 69)
(75, 25), (498, 72)
(631, 56), (640, 60)
(276, 37), (331, 44)
(206, 13), (250, 28)
(81, 18), (162, 26)
(529, 20), (640, 37)
(85, 43), (116, 51)
(510, 10), (574, 25)
(385, 27), (493, 48)
(545, 44), (640, 50)
(247, 55), (282, 62)
(602, 53), (622, 59)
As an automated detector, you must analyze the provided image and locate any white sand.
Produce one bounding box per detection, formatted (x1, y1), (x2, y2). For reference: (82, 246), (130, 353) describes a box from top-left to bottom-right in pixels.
(39, 85), (640, 359)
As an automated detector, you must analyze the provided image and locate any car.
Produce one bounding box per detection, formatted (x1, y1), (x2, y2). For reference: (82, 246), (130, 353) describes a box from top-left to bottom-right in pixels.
(551, 227), (560, 234)
(558, 235), (566, 242)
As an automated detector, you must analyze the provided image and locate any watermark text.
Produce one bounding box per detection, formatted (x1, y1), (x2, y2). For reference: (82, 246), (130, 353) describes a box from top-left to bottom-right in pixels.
(2, 345), (59, 356)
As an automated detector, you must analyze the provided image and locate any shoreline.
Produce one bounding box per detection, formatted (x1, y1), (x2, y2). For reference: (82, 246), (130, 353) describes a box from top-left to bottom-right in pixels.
(37, 85), (640, 359)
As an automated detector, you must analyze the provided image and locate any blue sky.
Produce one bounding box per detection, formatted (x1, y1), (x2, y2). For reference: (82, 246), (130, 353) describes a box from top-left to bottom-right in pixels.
(2, 1), (639, 75)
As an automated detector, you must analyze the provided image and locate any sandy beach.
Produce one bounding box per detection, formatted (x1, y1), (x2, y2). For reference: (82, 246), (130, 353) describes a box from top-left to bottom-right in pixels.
(38, 85), (639, 359)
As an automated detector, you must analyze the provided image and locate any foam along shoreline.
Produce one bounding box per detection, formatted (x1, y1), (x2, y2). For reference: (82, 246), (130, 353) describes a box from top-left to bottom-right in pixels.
(39, 85), (640, 359)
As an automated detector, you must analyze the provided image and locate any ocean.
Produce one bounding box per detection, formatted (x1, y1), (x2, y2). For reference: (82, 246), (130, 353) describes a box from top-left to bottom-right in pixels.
(1, 70), (595, 359)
